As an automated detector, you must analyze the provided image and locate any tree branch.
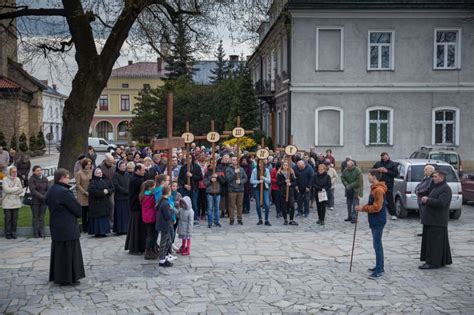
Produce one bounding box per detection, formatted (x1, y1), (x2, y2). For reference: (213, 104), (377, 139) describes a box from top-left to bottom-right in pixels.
(37, 38), (74, 57)
(94, 14), (113, 28)
(0, 7), (66, 20)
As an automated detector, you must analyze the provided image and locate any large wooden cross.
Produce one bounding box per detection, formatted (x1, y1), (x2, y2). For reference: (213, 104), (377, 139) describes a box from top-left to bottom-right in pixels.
(223, 116), (254, 180)
(206, 120), (222, 189)
(181, 121), (206, 187)
(256, 137), (270, 207)
(152, 93), (185, 179)
(284, 135), (298, 202)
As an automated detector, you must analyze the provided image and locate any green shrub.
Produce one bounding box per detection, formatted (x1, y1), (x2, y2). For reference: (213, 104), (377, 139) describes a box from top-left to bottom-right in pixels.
(19, 132), (28, 152)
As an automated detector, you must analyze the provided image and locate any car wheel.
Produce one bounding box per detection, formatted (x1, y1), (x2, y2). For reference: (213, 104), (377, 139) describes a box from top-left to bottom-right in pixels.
(449, 209), (462, 220)
(395, 197), (408, 218)
(107, 146), (115, 152)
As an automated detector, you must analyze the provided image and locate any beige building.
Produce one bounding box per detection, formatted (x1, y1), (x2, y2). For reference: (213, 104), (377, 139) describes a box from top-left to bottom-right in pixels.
(0, 4), (44, 147)
(91, 61), (165, 143)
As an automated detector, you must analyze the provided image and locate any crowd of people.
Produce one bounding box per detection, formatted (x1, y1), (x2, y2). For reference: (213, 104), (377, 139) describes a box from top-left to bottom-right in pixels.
(0, 142), (455, 284)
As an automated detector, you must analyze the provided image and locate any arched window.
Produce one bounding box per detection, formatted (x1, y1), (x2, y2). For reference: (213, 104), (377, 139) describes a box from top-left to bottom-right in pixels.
(432, 107), (460, 146)
(95, 121), (114, 140)
(315, 107), (343, 146)
(365, 107), (394, 145)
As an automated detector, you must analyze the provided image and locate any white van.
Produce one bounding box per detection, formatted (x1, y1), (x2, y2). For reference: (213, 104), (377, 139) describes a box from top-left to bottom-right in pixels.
(88, 137), (117, 152)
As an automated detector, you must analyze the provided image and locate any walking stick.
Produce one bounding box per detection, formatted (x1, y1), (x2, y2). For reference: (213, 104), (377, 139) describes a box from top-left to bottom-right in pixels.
(349, 215), (358, 272)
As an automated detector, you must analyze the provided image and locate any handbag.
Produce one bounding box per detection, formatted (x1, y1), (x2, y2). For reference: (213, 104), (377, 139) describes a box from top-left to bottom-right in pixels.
(318, 189), (328, 202)
(23, 186), (33, 206)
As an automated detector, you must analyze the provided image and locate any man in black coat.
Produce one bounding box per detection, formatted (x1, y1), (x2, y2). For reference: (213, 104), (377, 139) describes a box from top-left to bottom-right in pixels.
(46, 168), (85, 286)
(177, 155), (202, 224)
(125, 164), (146, 255)
(419, 170), (453, 269)
(373, 152), (398, 220)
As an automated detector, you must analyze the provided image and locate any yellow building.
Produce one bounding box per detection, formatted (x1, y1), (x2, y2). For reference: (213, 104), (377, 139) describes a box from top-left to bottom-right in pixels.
(91, 60), (165, 143)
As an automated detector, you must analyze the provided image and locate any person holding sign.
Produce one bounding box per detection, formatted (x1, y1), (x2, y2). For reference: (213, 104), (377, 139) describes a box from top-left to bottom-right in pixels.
(277, 161), (298, 226)
(312, 164), (331, 226)
(250, 159), (272, 226)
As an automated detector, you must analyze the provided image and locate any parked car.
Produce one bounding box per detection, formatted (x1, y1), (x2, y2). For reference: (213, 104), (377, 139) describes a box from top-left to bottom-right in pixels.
(56, 137), (117, 152)
(393, 159), (463, 219)
(409, 146), (463, 176)
(461, 174), (474, 205)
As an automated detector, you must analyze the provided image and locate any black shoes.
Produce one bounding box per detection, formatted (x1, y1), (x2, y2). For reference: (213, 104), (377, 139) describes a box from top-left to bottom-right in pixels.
(419, 263), (437, 270)
(316, 220), (321, 225)
(60, 281), (80, 286)
(284, 220), (288, 225)
(214, 222), (222, 227)
(320, 221), (325, 226)
(289, 221), (299, 226)
(159, 260), (173, 267)
(344, 218), (351, 222)
(238, 220), (243, 225)
(229, 220), (234, 226)
(208, 224), (212, 228)
(256, 220), (263, 225)
(264, 221), (272, 226)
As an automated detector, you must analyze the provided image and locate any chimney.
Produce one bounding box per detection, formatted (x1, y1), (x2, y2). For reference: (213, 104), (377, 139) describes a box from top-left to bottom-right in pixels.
(229, 55), (239, 62)
(157, 57), (163, 72)
(128, 60), (133, 65)
(52, 84), (57, 91)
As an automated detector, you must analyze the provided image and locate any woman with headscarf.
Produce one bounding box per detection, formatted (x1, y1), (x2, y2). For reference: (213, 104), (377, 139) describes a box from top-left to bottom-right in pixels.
(2, 166), (24, 239)
(88, 168), (114, 237)
(112, 160), (130, 235)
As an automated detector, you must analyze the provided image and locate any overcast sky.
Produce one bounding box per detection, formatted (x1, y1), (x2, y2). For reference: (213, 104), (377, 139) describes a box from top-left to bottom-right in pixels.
(21, 25), (253, 96)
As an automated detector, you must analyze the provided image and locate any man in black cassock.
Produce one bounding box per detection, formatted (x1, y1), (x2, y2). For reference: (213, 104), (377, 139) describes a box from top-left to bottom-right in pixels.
(419, 170), (453, 269)
(125, 163), (146, 255)
(46, 168), (85, 286)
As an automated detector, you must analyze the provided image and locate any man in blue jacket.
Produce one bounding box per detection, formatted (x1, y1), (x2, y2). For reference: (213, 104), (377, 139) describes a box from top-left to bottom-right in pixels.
(294, 160), (314, 217)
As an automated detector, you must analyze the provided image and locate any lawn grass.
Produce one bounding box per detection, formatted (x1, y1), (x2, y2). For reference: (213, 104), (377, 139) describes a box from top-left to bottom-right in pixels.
(0, 206), (50, 227)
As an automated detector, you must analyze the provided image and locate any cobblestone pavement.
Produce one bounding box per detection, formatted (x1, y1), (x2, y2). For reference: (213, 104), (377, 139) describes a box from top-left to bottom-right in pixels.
(1, 179), (473, 314)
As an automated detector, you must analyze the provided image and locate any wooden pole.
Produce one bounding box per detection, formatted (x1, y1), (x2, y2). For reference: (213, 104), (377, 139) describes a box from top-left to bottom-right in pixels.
(260, 137), (265, 207)
(185, 121), (191, 187)
(167, 92), (173, 180)
(349, 216), (358, 272)
(236, 116), (241, 181)
(285, 135), (293, 202)
(210, 120), (217, 189)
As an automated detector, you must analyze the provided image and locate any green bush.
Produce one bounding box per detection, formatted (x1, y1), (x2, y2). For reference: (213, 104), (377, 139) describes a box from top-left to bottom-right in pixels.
(19, 132), (28, 152)
(36, 131), (46, 150)
(29, 134), (37, 151)
(0, 131), (7, 147)
(10, 135), (17, 150)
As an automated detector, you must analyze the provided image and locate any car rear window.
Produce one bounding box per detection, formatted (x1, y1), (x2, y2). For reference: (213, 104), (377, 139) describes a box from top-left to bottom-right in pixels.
(429, 153), (458, 165)
(407, 165), (458, 182)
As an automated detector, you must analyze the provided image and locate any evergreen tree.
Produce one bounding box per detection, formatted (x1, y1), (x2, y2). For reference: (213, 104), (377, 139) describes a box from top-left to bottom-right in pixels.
(19, 132), (28, 152)
(164, 17), (197, 81)
(0, 131), (7, 148)
(29, 134), (37, 151)
(237, 62), (259, 130)
(36, 131), (46, 150)
(10, 135), (17, 150)
(209, 40), (227, 84)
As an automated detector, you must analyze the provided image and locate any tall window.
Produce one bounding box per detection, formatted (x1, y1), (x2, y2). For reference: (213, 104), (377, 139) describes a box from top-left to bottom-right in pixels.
(434, 29), (461, 69)
(316, 27), (344, 71)
(120, 95), (130, 111)
(368, 110), (390, 145)
(315, 107), (344, 146)
(434, 110), (455, 145)
(368, 31), (394, 70)
(99, 95), (108, 111)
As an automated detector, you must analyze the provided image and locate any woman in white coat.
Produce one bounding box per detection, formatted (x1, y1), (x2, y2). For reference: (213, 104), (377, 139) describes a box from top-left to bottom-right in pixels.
(2, 166), (24, 239)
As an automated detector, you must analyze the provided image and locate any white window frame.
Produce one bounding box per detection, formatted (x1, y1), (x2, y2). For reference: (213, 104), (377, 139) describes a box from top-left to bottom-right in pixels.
(315, 106), (344, 146)
(365, 106), (394, 146)
(367, 30), (395, 71)
(315, 27), (344, 71)
(433, 28), (461, 70)
(431, 106), (460, 146)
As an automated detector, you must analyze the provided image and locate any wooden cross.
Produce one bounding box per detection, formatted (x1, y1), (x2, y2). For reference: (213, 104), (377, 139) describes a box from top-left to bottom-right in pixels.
(256, 137), (269, 207)
(206, 120), (221, 189)
(181, 121), (206, 187)
(152, 93), (185, 179)
(223, 116), (254, 180)
(284, 135), (298, 202)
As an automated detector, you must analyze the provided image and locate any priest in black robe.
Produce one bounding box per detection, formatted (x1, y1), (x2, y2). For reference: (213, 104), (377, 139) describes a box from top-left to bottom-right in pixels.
(419, 170), (453, 269)
(46, 168), (85, 285)
(125, 163), (146, 255)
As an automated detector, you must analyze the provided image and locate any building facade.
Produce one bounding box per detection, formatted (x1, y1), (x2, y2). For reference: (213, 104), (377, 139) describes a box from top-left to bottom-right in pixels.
(0, 3), (44, 146)
(91, 61), (166, 143)
(41, 82), (67, 144)
(248, 0), (474, 168)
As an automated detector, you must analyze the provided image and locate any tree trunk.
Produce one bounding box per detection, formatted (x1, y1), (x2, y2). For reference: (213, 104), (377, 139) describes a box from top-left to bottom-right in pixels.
(58, 62), (106, 173)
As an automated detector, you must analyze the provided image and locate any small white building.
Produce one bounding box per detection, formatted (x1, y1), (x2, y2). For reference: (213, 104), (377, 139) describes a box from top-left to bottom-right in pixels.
(41, 82), (67, 144)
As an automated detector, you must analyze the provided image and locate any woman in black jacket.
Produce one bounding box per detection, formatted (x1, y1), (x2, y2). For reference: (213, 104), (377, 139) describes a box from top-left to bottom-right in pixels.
(88, 168), (114, 237)
(112, 161), (130, 235)
(277, 161), (298, 226)
(28, 165), (49, 237)
(313, 164), (332, 226)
